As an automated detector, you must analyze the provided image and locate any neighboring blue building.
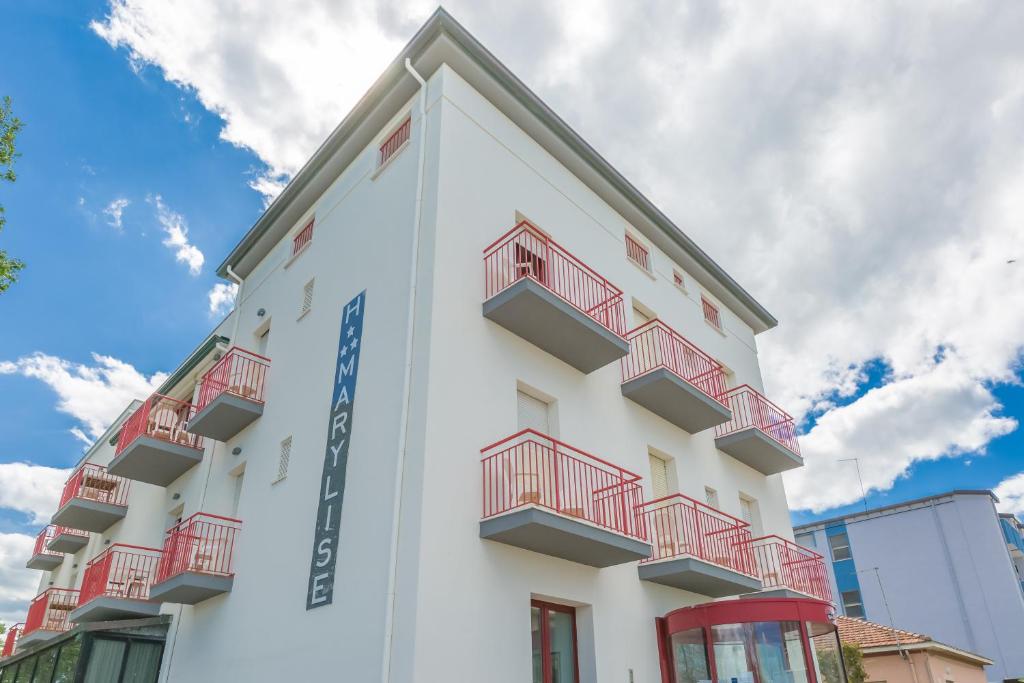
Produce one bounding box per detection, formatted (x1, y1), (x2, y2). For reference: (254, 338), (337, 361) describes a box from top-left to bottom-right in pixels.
(795, 490), (1024, 683)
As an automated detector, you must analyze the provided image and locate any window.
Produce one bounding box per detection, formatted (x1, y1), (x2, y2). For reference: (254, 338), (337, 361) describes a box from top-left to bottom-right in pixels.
(841, 590), (865, 618)
(231, 466), (246, 517)
(701, 295), (722, 331)
(828, 532), (852, 561)
(673, 270), (686, 290)
(531, 600), (579, 683)
(292, 218), (314, 257)
(739, 495), (762, 535)
(625, 233), (651, 272)
(275, 436), (292, 483)
(517, 389), (551, 435)
(711, 621), (810, 683)
(378, 116), (411, 168)
(704, 487), (719, 509)
(300, 279), (315, 318)
(632, 302), (654, 328)
(51, 636), (82, 683)
(649, 453), (670, 499)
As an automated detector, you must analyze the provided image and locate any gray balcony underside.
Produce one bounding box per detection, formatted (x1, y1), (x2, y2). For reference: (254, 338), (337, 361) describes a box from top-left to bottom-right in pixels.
(483, 278), (629, 374)
(742, 587), (817, 601)
(638, 557), (762, 597)
(17, 629), (64, 648)
(621, 369), (733, 434)
(51, 499), (127, 534)
(69, 596), (160, 624)
(714, 427), (803, 475)
(149, 572), (233, 605)
(107, 435), (203, 487)
(480, 507), (651, 568)
(188, 393), (264, 441)
(26, 553), (63, 572)
(47, 532), (89, 555)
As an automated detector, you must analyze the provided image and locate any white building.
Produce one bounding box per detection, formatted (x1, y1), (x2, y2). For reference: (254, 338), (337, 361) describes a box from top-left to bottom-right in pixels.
(2, 10), (837, 683)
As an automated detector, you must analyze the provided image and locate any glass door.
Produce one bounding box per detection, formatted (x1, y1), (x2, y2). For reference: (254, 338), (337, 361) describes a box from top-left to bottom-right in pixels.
(531, 600), (579, 683)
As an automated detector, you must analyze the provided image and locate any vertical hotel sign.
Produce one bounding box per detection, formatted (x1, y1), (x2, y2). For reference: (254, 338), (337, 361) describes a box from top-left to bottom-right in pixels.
(307, 290), (365, 609)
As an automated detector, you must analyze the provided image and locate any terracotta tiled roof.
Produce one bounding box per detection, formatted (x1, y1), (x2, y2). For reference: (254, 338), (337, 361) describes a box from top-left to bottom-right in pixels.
(835, 616), (930, 648)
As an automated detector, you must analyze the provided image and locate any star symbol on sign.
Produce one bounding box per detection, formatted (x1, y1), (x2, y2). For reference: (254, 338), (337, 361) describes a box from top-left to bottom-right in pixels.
(347, 326), (355, 338)
(350, 338), (359, 350)
(339, 344), (348, 357)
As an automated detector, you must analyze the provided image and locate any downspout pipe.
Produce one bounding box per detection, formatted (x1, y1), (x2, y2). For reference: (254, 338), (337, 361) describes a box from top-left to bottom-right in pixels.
(225, 265), (245, 347)
(380, 58), (429, 683)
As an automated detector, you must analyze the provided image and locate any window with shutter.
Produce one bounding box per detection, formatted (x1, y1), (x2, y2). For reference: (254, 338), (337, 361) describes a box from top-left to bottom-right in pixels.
(275, 437), (292, 483)
(517, 390), (550, 435)
(704, 486), (719, 509)
(649, 453), (669, 499)
(300, 279), (314, 318)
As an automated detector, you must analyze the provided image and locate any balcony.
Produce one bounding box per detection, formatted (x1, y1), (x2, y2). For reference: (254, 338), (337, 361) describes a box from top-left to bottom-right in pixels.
(150, 513), (241, 604)
(482, 222), (630, 373)
(51, 464), (129, 533)
(20, 588), (79, 647)
(636, 494), (762, 597)
(188, 348), (270, 441)
(1, 623), (21, 658)
(46, 526), (89, 555)
(714, 386), (803, 474)
(479, 430), (651, 567)
(620, 320), (733, 433)
(69, 545), (163, 623)
(26, 526), (64, 571)
(107, 393), (205, 486)
(746, 535), (832, 602)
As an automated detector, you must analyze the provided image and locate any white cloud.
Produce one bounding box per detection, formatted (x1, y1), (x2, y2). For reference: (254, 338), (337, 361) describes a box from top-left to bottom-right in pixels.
(150, 194), (204, 275)
(0, 533), (37, 626)
(0, 462), (71, 526)
(0, 352), (166, 443)
(90, 1), (1024, 512)
(995, 472), (1024, 518)
(103, 197), (130, 230)
(207, 281), (238, 318)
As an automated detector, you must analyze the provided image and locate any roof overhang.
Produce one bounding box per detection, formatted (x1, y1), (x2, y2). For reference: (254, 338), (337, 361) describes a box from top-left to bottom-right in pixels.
(216, 8), (778, 334)
(861, 642), (993, 667)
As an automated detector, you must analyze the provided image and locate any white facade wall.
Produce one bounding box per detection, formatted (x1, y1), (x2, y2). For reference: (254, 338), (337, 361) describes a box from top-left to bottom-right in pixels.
(31, 55), (798, 682)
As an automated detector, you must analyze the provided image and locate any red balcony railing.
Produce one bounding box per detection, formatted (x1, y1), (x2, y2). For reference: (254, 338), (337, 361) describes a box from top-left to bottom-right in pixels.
(32, 526), (62, 559)
(748, 535), (832, 602)
(52, 526), (89, 542)
(481, 429), (646, 540)
(115, 393), (204, 456)
(715, 385), (801, 455)
(79, 544), (162, 606)
(58, 464), (130, 511)
(379, 117), (411, 167)
(636, 494), (759, 577)
(156, 512), (242, 584)
(24, 589), (79, 636)
(483, 221), (628, 336)
(196, 347), (270, 412)
(1, 623), (21, 657)
(621, 319), (730, 403)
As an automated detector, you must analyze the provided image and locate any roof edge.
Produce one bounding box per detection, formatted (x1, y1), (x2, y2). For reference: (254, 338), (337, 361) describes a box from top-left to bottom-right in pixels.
(794, 489), (998, 531)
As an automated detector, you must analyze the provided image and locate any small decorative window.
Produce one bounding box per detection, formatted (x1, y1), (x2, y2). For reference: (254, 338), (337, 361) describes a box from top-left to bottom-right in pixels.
(378, 116), (411, 168)
(673, 270), (685, 290)
(292, 218), (314, 257)
(704, 486), (719, 509)
(300, 279), (315, 318)
(625, 233), (651, 271)
(275, 436), (292, 483)
(701, 295), (722, 331)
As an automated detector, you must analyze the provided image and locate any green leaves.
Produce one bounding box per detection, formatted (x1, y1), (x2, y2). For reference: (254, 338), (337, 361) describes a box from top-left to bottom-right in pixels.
(0, 95), (24, 293)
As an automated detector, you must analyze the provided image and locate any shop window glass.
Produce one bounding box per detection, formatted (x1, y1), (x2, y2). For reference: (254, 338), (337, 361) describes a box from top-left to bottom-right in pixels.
(712, 621), (809, 683)
(13, 657), (35, 683)
(806, 622), (847, 683)
(122, 641), (163, 683)
(670, 628), (711, 683)
(84, 639), (126, 683)
(52, 636), (82, 683)
(31, 648), (58, 683)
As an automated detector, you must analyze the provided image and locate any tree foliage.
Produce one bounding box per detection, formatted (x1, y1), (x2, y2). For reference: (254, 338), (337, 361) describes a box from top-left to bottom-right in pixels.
(817, 643), (868, 683)
(1, 95), (25, 293)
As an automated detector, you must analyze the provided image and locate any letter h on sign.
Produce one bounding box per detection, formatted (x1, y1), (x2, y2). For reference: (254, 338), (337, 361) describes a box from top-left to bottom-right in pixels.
(307, 290), (366, 609)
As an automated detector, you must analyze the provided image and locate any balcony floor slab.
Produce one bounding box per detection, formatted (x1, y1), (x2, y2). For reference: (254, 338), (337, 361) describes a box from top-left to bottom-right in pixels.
(149, 572), (233, 605)
(26, 553), (63, 572)
(69, 596), (160, 624)
(742, 588), (817, 600)
(17, 629), (63, 648)
(51, 499), (127, 534)
(483, 278), (629, 374)
(480, 506), (651, 568)
(622, 368), (733, 434)
(47, 533), (89, 555)
(108, 435), (203, 487)
(638, 556), (763, 597)
(714, 427), (803, 475)
(189, 393), (263, 442)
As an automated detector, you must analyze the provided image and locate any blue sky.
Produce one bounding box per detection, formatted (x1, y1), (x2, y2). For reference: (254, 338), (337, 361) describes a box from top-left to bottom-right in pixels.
(2, 1), (1023, 564)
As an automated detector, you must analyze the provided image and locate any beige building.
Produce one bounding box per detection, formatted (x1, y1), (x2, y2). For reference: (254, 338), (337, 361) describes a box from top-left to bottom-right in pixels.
(836, 616), (992, 683)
